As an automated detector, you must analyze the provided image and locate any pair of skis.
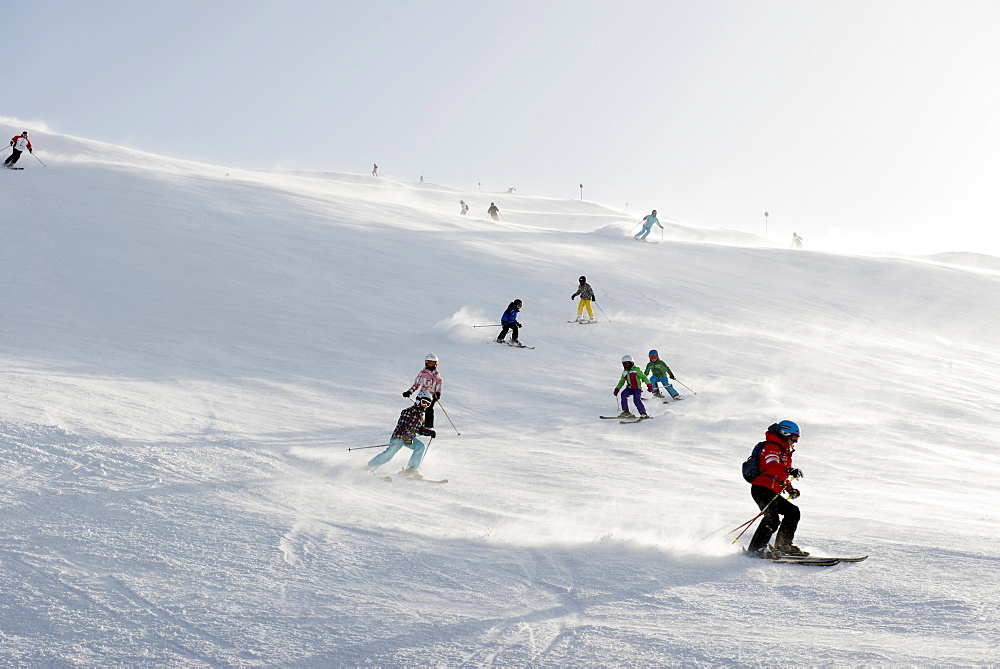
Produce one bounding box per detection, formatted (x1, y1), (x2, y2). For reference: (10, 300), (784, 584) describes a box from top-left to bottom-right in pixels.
(375, 470), (448, 485)
(767, 554), (868, 567)
(599, 414), (654, 424)
(495, 340), (534, 349)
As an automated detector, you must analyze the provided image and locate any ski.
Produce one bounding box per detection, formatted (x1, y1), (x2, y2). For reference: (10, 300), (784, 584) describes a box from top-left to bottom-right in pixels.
(633, 237), (659, 244)
(774, 554), (868, 563)
(600, 415), (633, 419)
(566, 320), (599, 324)
(770, 557), (841, 567)
(620, 415), (653, 424)
(5, 167), (24, 170)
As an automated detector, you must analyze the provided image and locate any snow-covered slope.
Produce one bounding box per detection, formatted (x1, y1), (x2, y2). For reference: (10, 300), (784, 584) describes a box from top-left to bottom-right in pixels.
(1, 123), (998, 665)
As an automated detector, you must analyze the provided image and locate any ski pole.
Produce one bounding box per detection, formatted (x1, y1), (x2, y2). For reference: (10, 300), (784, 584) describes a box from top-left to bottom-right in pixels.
(436, 401), (460, 435)
(594, 302), (611, 323)
(473, 324), (502, 328)
(347, 443), (390, 451)
(673, 378), (697, 395)
(422, 436), (435, 462)
(32, 152), (46, 167)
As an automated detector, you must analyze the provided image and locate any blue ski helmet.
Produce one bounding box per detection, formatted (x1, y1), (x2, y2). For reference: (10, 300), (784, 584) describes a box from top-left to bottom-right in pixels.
(648, 349), (659, 357)
(776, 420), (800, 438)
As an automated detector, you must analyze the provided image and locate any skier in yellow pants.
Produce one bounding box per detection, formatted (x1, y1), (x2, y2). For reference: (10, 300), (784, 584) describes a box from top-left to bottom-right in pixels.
(571, 276), (597, 323)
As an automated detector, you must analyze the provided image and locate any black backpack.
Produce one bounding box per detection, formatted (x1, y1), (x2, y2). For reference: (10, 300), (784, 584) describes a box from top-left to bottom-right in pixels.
(741, 441), (767, 483)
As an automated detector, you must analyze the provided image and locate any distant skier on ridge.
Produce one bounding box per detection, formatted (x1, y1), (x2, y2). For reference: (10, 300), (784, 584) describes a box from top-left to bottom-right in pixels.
(460, 200), (469, 215)
(792, 232), (804, 249)
(5, 131), (32, 168)
(487, 202), (500, 221)
(634, 209), (663, 241)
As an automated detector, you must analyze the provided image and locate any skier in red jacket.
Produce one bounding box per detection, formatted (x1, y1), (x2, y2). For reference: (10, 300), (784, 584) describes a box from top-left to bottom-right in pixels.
(746, 420), (807, 558)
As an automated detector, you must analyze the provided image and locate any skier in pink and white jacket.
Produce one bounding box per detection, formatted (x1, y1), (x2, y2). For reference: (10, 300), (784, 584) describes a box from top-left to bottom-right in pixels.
(402, 353), (443, 428)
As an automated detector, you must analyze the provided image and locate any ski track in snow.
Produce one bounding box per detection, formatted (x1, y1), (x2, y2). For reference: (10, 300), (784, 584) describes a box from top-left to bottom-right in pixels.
(0, 122), (998, 664)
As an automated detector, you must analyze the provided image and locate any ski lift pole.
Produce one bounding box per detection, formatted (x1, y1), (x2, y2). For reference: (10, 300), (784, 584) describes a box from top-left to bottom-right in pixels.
(436, 401), (460, 436)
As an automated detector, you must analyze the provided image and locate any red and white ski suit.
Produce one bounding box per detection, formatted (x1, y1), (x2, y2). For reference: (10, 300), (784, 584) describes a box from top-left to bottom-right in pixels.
(751, 430), (794, 493)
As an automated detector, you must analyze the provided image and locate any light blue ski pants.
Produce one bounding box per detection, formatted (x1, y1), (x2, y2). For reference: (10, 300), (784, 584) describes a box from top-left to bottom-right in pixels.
(368, 438), (426, 470)
(649, 376), (679, 398)
(635, 224), (654, 239)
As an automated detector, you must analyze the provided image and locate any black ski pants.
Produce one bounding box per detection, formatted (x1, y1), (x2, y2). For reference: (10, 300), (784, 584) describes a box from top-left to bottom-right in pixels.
(424, 400), (436, 429)
(498, 323), (519, 342)
(4, 149), (22, 166)
(748, 484), (800, 552)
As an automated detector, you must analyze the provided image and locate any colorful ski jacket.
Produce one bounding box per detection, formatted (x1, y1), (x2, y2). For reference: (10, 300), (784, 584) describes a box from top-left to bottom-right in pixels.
(10, 136), (31, 152)
(615, 367), (652, 391)
(391, 404), (434, 443)
(406, 366), (442, 395)
(644, 359), (673, 379)
(572, 282), (595, 301)
(501, 303), (520, 325)
(751, 430), (794, 494)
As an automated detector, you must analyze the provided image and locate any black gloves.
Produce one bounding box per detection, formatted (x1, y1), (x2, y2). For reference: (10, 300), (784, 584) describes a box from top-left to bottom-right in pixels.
(786, 487), (801, 500)
(432, 391), (441, 400)
(787, 467), (803, 479)
(402, 390), (412, 398)
(427, 429), (437, 438)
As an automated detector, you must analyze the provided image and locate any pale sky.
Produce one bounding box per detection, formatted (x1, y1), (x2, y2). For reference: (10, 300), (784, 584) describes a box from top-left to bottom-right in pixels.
(6, 0), (1000, 255)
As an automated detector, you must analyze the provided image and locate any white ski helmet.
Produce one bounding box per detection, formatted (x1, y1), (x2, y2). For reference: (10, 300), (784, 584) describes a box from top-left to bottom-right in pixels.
(425, 353), (438, 362)
(621, 355), (633, 364)
(415, 389), (433, 404)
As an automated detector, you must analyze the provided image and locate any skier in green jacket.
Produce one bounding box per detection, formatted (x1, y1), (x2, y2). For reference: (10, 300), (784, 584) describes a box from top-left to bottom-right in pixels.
(645, 349), (682, 400)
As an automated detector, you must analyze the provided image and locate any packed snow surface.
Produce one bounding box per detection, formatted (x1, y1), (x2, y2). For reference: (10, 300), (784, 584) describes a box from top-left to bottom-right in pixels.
(1, 123), (998, 665)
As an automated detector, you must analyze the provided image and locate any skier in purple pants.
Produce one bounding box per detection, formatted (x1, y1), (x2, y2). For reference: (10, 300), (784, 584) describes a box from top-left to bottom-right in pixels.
(613, 355), (653, 419)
